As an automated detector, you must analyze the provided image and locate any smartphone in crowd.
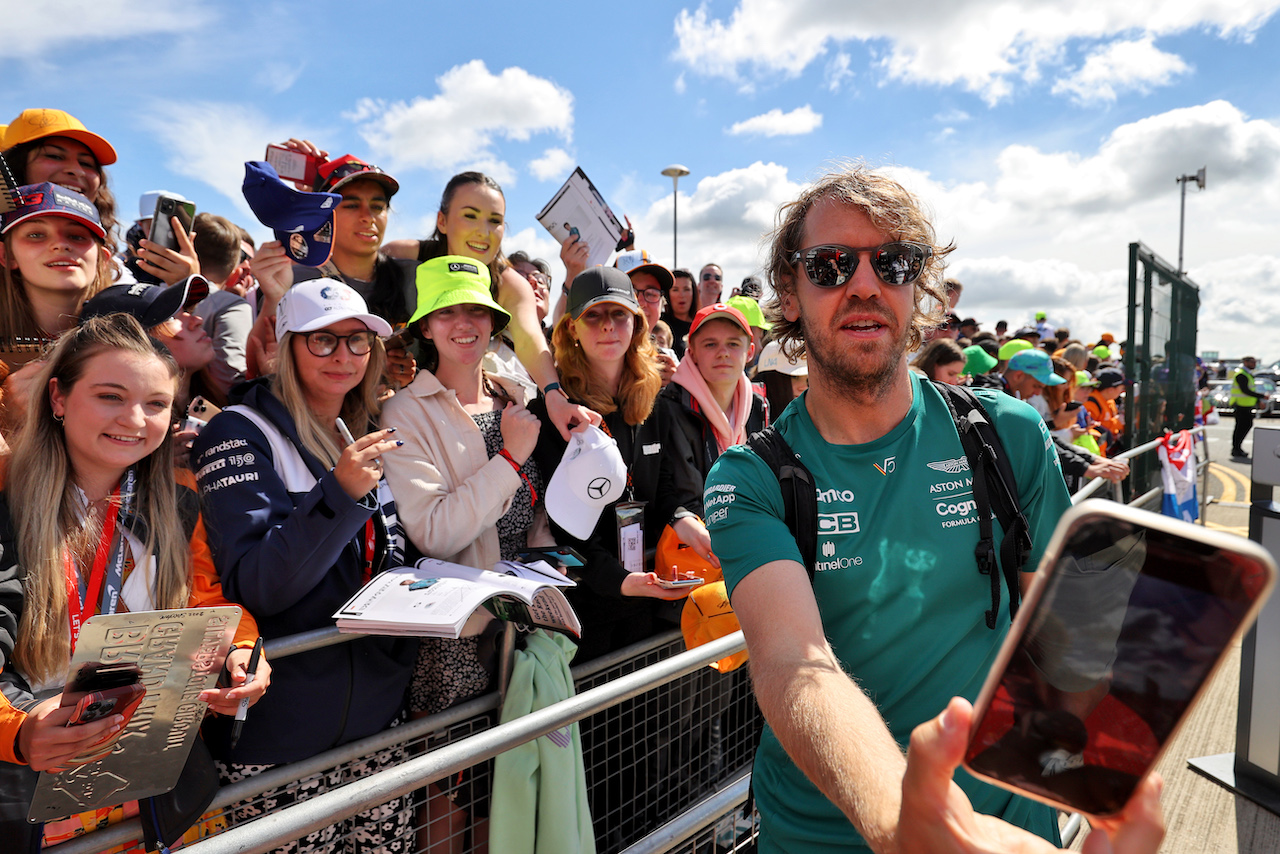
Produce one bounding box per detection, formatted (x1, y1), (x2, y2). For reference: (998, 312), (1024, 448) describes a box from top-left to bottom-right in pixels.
(515, 546), (587, 569)
(183, 395), (223, 435)
(963, 501), (1276, 816)
(655, 574), (704, 590)
(265, 144), (320, 187)
(67, 683), (146, 727)
(148, 193), (196, 252)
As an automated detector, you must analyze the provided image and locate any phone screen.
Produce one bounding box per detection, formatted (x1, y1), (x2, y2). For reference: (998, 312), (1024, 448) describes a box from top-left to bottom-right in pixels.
(964, 507), (1274, 816)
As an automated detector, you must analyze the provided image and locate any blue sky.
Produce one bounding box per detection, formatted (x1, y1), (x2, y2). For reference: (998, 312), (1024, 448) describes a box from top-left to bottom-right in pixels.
(6, 0), (1280, 360)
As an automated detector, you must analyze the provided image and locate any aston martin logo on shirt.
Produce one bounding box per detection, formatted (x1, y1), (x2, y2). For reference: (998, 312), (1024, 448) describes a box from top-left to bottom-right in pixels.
(927, 457), (970, 474)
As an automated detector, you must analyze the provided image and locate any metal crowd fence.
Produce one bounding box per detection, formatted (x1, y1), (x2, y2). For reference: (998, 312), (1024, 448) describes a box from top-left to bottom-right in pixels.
(47, 427), (1207, 854)
(49, 629), (762, 854)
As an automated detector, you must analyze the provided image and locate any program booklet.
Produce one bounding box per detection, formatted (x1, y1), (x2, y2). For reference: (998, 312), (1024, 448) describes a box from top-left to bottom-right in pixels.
(334, 558), (581, 639)
(535, 167), (624, 270)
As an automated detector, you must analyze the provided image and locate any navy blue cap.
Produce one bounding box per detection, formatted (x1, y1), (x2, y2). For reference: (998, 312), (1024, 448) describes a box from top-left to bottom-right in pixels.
(242, 161), (341, 267)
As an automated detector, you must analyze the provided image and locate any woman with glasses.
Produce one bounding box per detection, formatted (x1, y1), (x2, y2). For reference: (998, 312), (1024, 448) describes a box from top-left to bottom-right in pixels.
(192, 279), (417, 851)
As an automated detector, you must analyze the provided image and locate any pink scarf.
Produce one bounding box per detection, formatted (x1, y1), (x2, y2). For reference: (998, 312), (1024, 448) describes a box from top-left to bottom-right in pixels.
(671, 354), (752, 454)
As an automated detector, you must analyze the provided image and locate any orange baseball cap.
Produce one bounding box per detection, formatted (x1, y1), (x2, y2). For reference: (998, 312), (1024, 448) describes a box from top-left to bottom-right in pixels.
(2, 109), (117, 166)
(680, 582), (749, 673)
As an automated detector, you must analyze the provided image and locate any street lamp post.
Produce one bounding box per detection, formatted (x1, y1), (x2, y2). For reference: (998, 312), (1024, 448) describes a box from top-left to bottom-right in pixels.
(661, 164), (690, 269)
(1176, 167), (1206, 275)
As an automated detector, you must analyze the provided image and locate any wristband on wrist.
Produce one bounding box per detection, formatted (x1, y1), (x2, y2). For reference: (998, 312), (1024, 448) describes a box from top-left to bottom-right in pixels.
(542, 381), (568, 400)
(498, 449), (538, 506)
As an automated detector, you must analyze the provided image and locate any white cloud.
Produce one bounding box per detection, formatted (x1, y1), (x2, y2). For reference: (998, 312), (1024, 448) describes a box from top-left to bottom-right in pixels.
(255, 61), (306, 95)
(529, 148), (575, 182)
(0, 0), (214, 59)
(674, 73), (688, 94)
(934, 108), (972, 123)
(1052, 37), (1191, 103)
(140, 101), (321, 226)
(882, 100), (1280, 357)
(346, 60), (573, 179)
(575, 99), (1280, 358)
(727, 105), (823, 137)
(672, 0), (1280, 103)
(630, 161), (804, 283)
(825, 52), (854, 92)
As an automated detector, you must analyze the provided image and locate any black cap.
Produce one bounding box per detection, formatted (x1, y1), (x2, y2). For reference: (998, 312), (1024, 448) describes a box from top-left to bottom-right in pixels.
(1095, 367), (1125, 390)
(567, 267), (640, 319)
(80, 277), (210, 328)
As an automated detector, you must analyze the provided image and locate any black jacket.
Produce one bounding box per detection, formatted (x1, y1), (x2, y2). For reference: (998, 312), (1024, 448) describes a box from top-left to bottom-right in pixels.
(528, 393), (702, 659)
(659, 382), (768, 491)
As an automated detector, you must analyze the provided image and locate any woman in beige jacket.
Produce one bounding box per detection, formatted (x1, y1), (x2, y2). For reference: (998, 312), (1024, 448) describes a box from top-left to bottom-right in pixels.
(381, 255), (551, 853)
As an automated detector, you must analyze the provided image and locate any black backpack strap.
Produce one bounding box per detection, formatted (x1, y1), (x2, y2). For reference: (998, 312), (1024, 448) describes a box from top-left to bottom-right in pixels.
(932, 382), (1033, 627)
(745, 427), (819, 580)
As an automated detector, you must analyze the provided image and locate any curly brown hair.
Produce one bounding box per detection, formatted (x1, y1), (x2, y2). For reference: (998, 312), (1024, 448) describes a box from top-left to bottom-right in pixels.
(762, 162), (954, 359)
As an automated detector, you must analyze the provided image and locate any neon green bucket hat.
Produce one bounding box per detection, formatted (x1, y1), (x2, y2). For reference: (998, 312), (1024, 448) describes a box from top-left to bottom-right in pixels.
(409, 255), (511, 333)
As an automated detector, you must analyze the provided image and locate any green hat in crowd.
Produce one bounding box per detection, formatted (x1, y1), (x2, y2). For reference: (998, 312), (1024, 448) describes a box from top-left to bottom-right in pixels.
(997, 338), (1034, 361)
(962, 344), (997, 376)
(409, 255), (511, 333)
(725, 295), (770, 330)
(1076, 370), (1098, 388)
(1092, 344), (1113, 360)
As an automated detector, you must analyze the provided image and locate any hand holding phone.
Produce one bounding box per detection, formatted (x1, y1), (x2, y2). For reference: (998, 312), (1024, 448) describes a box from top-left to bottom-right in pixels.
(148, 194), (197, 253)
(67, 684), (146, 727)
(964, 502), (1275, 817)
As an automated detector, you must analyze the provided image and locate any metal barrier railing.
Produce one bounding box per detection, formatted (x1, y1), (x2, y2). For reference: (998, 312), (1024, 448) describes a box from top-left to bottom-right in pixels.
(49, 628), (756, 854)
(46, 426), (1211, 854)
(1071, 426), (1207, 516)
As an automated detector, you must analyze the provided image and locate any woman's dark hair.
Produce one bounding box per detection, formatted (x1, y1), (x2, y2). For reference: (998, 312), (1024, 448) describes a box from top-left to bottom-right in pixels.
(914, 338), (966, 381)
(417, 172), (508, 293)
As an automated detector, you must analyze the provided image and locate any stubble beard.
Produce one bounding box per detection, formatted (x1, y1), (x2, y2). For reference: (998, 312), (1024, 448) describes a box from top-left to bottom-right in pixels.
(801, 304), (911, 402)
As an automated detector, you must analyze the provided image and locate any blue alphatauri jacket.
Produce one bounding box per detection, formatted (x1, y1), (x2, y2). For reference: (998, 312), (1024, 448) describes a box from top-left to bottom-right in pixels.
(192, 379), (418, 765)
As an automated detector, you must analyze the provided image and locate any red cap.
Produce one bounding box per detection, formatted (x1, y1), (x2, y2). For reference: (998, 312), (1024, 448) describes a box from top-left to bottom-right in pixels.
(689, 302), (751, 338)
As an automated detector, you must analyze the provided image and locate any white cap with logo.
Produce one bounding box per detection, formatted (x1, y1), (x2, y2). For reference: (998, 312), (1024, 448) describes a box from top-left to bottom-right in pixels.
(546, 425), (628, 539)
(275, 278), (393, 340)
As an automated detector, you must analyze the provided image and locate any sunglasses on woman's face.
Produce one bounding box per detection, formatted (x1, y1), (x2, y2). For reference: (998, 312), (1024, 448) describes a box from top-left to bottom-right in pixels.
(789, 242), (932, 289)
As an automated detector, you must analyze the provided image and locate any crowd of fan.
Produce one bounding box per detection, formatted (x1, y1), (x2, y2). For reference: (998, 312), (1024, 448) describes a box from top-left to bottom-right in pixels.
(0, 108), (1133, 852)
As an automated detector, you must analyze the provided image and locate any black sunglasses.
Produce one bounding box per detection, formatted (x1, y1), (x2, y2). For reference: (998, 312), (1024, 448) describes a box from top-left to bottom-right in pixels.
(302, 330), (377, 357)
(790, 242), (932, 288)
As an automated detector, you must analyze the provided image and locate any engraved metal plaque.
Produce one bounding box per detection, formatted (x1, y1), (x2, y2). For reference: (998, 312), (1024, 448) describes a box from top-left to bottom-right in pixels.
(28, 606), (241, 821)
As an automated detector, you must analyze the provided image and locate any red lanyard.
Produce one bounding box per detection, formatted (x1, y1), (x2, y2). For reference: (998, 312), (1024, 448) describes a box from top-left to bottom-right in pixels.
(65, 488), (123, 652)
(362, 518), (376, 585)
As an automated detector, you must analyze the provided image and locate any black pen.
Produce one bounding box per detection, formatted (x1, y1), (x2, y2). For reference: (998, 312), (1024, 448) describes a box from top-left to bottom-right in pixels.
(230, 637), (264, 750)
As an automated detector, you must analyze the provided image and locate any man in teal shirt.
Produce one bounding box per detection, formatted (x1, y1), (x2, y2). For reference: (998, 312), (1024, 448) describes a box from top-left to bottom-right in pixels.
(704, 166), (1163, 853)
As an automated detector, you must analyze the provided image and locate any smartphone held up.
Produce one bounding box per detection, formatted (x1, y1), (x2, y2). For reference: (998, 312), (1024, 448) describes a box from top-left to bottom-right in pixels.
(964, 501), (1276, 817)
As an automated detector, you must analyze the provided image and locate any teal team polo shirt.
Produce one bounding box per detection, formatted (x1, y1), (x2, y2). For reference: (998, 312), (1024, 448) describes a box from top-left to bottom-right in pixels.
(705, 373), (1071, 852)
